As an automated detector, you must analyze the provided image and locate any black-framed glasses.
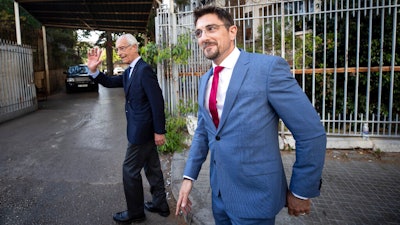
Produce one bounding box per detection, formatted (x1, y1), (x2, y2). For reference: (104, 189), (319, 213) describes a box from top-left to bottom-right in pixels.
(193, 24), (228, 38)
(114, 45), (132, 52)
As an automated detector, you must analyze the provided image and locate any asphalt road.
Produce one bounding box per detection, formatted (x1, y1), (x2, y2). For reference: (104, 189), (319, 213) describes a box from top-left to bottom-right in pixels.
(0, 86), (185, 225)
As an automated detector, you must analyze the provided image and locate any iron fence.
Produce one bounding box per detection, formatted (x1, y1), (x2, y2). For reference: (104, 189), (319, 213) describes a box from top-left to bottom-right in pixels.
(155, 0), (400, 138)
(0, 39), (37, 123)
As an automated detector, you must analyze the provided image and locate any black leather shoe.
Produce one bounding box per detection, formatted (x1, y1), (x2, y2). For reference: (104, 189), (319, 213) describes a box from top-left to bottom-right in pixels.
(144, 201), (170, 217)
(112, 210), (146, 224)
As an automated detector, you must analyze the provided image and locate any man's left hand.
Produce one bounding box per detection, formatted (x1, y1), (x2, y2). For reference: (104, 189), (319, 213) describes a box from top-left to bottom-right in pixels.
(154, 133), (166, 146)
(287, 191), (311, 216)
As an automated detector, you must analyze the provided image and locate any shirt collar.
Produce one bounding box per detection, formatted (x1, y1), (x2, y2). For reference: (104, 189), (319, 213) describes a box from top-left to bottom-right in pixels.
(212, 47), (240, 70)
(129, 56), (141, 68)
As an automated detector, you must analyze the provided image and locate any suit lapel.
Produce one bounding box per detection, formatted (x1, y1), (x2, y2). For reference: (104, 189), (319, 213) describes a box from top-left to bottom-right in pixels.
(123, 68), (131, 94)
(199, 69), (214, 127)
(125, 59), (141, 96)
(218, 51), (249, 131)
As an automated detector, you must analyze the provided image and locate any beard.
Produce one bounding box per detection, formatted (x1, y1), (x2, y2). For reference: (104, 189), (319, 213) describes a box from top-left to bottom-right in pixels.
(202, 42), (219, 60)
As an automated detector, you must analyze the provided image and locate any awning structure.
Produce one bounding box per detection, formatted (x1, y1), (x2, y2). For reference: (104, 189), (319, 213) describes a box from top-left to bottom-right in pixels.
(15, 0), (156, 33)
(12, 0), (159, 95)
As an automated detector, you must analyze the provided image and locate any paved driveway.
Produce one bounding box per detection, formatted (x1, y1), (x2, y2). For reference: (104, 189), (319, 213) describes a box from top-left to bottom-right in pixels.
(0, 87), (185, 225)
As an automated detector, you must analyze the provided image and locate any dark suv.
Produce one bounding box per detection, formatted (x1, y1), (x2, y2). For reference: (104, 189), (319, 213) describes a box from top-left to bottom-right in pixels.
(64, 64), (98, 93)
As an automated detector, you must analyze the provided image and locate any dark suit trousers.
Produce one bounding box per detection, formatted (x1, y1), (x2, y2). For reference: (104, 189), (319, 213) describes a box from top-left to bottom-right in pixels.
(123, 140), (167, 215)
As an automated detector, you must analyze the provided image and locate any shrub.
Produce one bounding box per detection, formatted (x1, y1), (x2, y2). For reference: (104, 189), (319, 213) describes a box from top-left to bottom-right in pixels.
(158, 113), (188, 153)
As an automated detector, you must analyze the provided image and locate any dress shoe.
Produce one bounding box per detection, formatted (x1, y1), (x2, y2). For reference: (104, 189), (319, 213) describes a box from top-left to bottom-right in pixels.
(144, 201), (170, 217)
(112, 210), (146, 224)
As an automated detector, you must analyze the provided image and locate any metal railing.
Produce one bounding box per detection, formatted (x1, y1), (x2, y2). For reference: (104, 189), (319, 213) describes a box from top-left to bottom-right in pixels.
(155, 0), (400, 138)
(0, 39), (37, 123)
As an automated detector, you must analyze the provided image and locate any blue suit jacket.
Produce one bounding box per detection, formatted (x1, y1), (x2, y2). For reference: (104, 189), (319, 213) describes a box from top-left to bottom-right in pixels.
(94, 59), (166, 144)
(183, 50), (326, 219)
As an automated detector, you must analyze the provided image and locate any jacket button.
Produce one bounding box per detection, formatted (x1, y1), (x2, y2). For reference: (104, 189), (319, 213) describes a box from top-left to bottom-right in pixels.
(215, 136), (220, 141)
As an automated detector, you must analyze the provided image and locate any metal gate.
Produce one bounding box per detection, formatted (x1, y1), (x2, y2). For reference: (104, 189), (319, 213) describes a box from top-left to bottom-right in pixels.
(0, 39), (37, 123)
(156, 0), (400, 138)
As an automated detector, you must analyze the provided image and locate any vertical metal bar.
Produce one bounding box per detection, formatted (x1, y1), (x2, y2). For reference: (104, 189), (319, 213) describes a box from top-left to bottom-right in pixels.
(343, 0), (350, 134)
(332, 0), (338, 134)
(372, 113), (376, 135)
(354, 0), (361, 134)
(262, 4), (266, 54)
(272, 4), (276, 55)
(329, 113), (332, 135)
(281, 0), (285, 58)
(252, 4), (256, 54)
(9, 44), (16, 111)
(383, 114), (387, 135)
(349, 113), (352, 133)
(0, 41), (5, 114)
(388, 0), (398, 135)
(360, 113), (364, 135)
(301, 14), (305, 90)
(377, 1), (385, 135)
(292, 6), (296, 78)
(312, 5), (316, 106)
(5, 43), (12, 113)
(366, 0), (373, 124)
(322, 0), (327, 126)
(20, 45), (26, 108)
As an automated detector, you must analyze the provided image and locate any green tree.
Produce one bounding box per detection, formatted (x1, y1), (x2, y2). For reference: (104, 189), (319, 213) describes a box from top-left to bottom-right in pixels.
(140, 33), (192, 69)
(46, 28), (81, 68)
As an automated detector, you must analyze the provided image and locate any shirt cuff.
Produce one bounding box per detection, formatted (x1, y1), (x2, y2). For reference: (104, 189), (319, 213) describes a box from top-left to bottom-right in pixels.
(89, 69), (100, 78)
(292, 192), (309, 200)
(183, 175), (195, 181)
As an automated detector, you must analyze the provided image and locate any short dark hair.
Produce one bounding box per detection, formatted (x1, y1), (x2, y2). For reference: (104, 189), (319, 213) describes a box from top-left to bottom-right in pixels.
(193, 6), (234, 27)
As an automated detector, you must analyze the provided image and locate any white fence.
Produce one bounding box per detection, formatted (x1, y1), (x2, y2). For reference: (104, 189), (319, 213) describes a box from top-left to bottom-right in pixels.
(155, 0), (400, 138)
(0, 39), (37, 123)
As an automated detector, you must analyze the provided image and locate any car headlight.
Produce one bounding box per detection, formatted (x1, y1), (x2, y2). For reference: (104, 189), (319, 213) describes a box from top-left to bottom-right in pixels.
(66, 78), (75, 82)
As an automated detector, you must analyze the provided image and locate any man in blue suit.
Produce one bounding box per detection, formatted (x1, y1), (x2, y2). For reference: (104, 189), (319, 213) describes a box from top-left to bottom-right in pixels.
(175, 6), (326, 225)
(87, 34), (170, 223)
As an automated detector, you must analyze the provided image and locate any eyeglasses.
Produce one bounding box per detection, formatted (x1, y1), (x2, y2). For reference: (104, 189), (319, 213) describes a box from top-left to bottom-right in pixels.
(114, 45), (132, 52)
(193, 24), (228, 38)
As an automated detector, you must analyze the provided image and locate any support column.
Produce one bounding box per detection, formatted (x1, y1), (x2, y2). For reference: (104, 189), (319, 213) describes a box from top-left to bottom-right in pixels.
(106, 31), (113, 76)
(14, 1), (22, 45)
(42, 26), (50, 94)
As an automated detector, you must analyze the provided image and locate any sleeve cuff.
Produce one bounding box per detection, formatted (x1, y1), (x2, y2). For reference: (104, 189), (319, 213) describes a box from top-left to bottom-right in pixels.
(89, 69), (100, 78)
(183, 175), (195, 181)
(292, 192), (309, 200)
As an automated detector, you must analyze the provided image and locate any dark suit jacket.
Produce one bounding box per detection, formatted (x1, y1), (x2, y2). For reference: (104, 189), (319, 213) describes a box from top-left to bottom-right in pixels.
(94, 59), (166, 144)
(183, 50), (326, 219)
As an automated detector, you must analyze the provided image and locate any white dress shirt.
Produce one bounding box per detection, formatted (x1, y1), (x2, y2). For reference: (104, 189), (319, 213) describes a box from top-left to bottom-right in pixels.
(205, 47), (241, 119)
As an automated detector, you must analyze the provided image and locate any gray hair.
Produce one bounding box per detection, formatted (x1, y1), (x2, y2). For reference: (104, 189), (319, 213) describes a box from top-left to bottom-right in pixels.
(118, 33), (140, 46)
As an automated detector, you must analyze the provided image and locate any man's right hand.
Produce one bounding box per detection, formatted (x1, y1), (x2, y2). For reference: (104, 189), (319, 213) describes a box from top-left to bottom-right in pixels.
(87, 47), (103, 73)
(175, 179), (193, 216)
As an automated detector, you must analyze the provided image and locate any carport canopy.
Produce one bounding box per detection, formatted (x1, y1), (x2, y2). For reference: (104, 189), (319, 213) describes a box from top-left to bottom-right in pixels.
(14, 0), (156, 33)
(12, 0), (159, 94)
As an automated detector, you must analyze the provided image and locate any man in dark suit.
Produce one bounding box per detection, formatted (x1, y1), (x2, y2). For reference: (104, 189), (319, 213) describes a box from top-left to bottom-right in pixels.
(175, 6), (326, 225)
(87, 33), (170, 223)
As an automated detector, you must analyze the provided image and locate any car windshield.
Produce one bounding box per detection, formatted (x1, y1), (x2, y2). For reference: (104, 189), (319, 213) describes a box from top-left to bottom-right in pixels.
(68, 65), (89, 75)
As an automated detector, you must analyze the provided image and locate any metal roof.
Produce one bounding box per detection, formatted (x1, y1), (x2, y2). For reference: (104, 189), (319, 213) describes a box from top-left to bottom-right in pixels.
(15, 0), (156, 33)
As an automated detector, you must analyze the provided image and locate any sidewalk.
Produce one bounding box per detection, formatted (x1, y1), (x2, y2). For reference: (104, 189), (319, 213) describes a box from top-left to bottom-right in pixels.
(171, 137), (400, 225)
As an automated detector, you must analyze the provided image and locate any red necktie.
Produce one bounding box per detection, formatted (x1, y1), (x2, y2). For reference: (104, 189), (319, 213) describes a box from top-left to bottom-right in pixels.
(209, 66), (224, 128)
